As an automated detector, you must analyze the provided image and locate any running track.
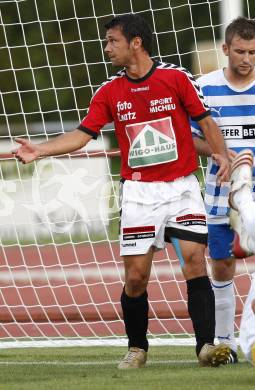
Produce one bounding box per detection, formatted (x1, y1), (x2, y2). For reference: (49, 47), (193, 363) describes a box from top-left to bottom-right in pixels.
(0, 243), (253, 340)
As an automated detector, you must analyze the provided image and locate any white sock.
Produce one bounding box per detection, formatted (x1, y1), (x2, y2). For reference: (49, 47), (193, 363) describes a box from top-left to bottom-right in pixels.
(233, 184), (253, 208)
(212, 279), (237, 352)
(238, 201), (255, 242)
(233, 186), (255, 251)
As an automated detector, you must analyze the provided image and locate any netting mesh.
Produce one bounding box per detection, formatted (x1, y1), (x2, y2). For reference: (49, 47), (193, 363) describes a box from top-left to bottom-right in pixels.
(0, 0), (254, 347)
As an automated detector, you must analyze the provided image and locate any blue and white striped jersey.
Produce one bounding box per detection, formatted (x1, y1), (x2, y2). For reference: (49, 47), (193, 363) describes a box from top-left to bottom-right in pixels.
(191, 69), (255, 223)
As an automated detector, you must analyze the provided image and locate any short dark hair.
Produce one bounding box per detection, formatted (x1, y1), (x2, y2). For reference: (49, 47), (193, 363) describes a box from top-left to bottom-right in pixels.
(225, 16), (255, 45)
(105, 14), (153, 55)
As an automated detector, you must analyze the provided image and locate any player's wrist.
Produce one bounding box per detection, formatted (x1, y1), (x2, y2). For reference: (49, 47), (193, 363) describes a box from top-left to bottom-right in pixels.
(37, 143), (48, 158)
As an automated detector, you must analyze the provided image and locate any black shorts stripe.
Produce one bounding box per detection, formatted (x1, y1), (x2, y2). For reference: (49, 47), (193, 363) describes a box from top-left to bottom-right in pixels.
(164, 227), (208, 245)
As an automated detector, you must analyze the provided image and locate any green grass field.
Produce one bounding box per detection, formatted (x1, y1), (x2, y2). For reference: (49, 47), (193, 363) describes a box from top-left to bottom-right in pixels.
(0, 346), (254, 390)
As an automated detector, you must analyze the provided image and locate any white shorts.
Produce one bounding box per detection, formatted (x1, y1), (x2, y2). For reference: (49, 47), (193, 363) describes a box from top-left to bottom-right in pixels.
(119, 175), (208, 256)
(240, 273), (255, 363)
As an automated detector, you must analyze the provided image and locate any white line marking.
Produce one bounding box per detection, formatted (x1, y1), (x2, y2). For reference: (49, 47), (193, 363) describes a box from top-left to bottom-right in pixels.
(0, 263), (253, 283)
(0, 360), (198, 366)
(0, 359), (247, 366)
(0, 338), (197, 349)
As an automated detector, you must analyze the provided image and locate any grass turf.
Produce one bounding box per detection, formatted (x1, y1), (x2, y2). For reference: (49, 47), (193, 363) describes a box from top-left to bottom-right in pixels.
(0, 346), (253, 390)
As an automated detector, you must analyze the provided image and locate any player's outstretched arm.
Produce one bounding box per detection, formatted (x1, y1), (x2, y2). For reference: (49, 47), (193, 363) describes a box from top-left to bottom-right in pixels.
(197, 115), (230, 183)
(12, 129), (92, 164)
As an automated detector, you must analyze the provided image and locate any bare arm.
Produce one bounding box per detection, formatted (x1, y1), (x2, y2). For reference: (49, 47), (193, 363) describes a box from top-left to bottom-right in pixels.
(12, 129), (92, 164)
(193, 137), (212, 157)
(193, 123), (237, 161)
(197, 115), (230, 182)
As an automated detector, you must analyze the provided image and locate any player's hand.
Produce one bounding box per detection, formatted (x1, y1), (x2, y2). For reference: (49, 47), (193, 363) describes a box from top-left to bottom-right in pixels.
(211, 153), (230, 184)
(12, 138), (41, 164)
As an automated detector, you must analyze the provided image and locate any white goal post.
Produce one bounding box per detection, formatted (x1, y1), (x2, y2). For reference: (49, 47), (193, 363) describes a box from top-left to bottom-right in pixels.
(0, 0), (254, 348)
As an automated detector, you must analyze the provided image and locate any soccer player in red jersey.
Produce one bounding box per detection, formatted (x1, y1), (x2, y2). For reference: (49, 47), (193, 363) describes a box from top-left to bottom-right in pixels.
(12, 14), (231, 368)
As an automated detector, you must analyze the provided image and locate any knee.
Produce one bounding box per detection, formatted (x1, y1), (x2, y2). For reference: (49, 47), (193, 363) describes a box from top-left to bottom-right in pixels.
(185, 250), (207, 276)
(125, 270), (148, 297)
(212, 259), (235, 281)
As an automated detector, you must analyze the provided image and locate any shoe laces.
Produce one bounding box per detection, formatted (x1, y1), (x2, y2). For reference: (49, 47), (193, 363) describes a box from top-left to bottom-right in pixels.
(123, 350), (139, 363)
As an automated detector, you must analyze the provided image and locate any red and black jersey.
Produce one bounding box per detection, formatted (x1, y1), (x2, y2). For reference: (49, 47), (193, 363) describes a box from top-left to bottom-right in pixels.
(78, 61), (210, 182)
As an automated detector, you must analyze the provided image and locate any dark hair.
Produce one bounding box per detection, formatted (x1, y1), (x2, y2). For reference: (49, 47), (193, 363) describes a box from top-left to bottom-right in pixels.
(225, 16), (255, 45)
(105, 14), (153, 55)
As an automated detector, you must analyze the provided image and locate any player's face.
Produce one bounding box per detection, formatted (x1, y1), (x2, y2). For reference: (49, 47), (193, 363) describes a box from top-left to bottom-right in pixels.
(104, 27), (133, 67)
(223, 34), (255, 78)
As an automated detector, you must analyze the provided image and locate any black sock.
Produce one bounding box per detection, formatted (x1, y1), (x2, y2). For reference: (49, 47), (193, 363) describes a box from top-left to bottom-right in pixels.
(186, 276), (215, 356)
(120, 287), (149, 352)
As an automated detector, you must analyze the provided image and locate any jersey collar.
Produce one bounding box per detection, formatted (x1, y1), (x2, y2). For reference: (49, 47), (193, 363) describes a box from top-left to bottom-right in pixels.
(125, 60), (158, 83)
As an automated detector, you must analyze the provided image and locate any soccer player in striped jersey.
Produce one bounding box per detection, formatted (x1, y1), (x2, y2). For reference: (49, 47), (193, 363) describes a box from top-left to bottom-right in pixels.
(12, 14), (230, 368)
(191, 17), (255, 363)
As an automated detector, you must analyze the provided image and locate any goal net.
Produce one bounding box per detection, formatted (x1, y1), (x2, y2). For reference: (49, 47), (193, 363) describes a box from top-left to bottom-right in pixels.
(0, 0), (254, 348)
